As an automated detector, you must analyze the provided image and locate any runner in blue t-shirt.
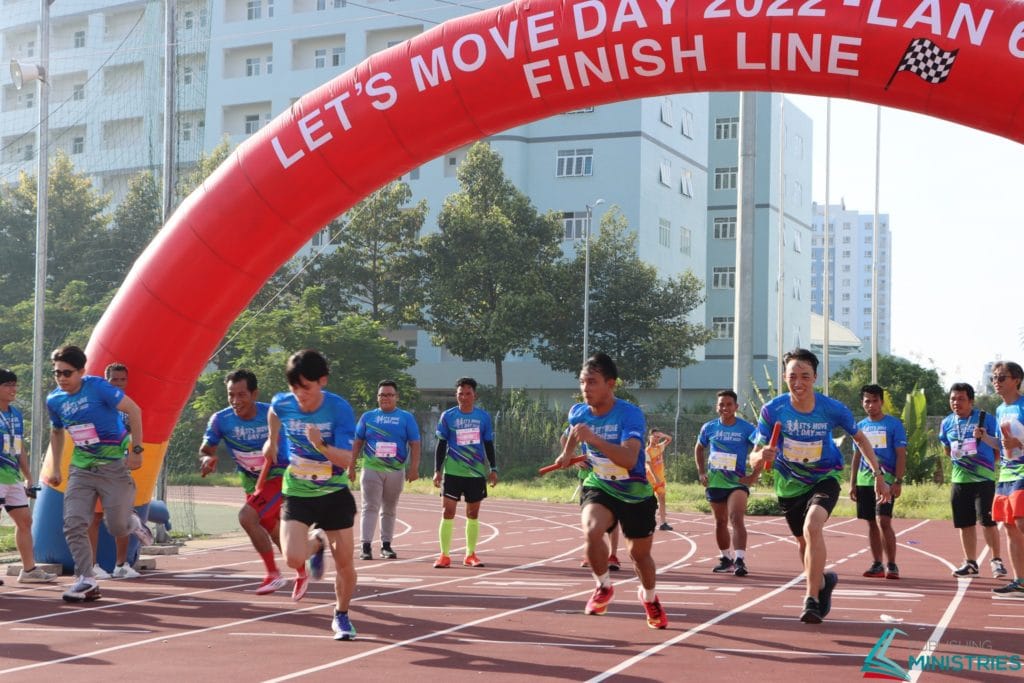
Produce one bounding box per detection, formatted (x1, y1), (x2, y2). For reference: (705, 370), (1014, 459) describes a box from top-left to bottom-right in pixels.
(695, 389), (757, 577)
(849, 385), (907, 579)
(750, 348), (890, 624)
(200, 369), (290, 595)
(263, 349), (358, 640)
(348, 380), (421, 561)
(989, 361), (1024, 596)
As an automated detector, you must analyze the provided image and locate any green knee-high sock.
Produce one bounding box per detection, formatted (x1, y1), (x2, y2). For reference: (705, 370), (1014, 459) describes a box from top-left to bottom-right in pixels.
(439, 518), (453, 555)
(466, 518), (479, 554)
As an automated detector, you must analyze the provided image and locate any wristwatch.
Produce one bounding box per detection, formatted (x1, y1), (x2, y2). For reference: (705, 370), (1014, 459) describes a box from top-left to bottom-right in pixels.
(132, 445), (144, 455)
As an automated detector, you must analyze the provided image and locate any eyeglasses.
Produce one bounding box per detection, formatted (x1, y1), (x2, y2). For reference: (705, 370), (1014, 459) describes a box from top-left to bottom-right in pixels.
(52, 369), (76, 378)
(991, 374), (1010, 383)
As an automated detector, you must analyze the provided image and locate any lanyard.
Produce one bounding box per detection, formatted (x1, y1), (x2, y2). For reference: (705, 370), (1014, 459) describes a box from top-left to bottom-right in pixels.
(0, 408), (13, 437)
(953, 412), (976, 443)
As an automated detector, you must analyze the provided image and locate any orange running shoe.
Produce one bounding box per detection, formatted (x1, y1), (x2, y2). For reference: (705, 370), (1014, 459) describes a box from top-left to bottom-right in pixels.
(463, 553), (484, 567)
(584, 584), (614, 615)
(638, 588), (668, 629)
(433, 555), (451, 569)
(292, 572), (309, 601)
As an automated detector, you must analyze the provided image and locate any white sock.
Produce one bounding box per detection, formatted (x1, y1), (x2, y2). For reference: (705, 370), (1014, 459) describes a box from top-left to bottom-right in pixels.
(725, 549), (734, 560)
(595, 571), (611, 588)
(640, 586), (657, 602)
(735, 549), (745, 560)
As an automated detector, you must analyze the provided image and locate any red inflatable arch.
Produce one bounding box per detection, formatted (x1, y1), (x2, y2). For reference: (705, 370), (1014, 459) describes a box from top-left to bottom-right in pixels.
(84, 0), (1024, 480)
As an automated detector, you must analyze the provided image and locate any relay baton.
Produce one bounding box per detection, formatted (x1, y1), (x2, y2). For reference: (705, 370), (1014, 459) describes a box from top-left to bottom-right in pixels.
(764, 422), (782, 472)
(539, 455), (586, 475)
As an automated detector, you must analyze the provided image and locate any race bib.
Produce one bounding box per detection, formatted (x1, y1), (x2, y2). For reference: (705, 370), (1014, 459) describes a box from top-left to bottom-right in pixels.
(4, 435), (22, 456)
(708, 450), (738, 471)
(455, 428), (480, 446)
(68, 423), (100, 447)
(592, 458), (629, 481)
(782, 437), (822, 464)
(233, 450), (265, 473)
(290, 455), (333, 481)
(867, 431), (888, 450)
(375, 441), (398, 458)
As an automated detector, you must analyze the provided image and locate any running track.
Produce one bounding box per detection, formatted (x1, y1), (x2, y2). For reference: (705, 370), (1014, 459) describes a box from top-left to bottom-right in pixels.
(1, 492), (1021, 681)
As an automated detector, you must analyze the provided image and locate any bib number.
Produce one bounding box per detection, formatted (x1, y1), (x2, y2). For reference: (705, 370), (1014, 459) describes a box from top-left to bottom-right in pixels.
(375, 441), (398, 458)
(592, 458), (629, 481)
(233, 450), (265, 473)
(867, 430), (888, 450)
(782, 437), (822, 464)
(455, 428), (480, 446)
(68, 423), (100, 447)
(708, 450), (738, 470)
(290, 456), (333, 481)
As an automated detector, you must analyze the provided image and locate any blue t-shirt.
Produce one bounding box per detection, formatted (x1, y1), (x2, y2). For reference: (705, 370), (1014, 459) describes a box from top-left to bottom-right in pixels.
(698, 416), (756, 489)
(355, 407), (420, 472)
(854, 415), (908, 486)
(937, 409), (998, 483)
(46, 375), (127, 468)
(203, 402), (287, 493)
(436, 406), (494, 479)
(271, 391), (356, 497)
(754, 392), (859, 498)
(996, 396), (1024, 482)
(569, 398), (652, 504)
(0, 405), (24, 485)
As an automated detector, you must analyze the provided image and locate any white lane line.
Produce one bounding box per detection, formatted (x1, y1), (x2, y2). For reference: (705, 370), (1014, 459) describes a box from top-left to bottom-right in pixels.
(13, 627), (152, 634)
(983, 625), (1024, 631)
(707, 648), (865, 658)
(458, 638), (616, 649)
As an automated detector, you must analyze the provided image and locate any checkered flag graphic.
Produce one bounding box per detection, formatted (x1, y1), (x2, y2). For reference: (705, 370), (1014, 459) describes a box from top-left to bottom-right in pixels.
(885, 38), (959, 89)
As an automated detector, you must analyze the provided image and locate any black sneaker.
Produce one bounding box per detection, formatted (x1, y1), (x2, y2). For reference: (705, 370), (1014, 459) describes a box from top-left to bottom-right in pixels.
(658, 522), (673, 531)
(863, 561), (885, 578)
(952, 560), (979, 577)
(733, 558), (748, 577)
(359, 543), (372, 561)
(818, 571), (839, 619)
(380, 545), (398, 560)
(800, 596), (822, 624)
(712, 556), (735, 573)
(992, 580), (1024, 596)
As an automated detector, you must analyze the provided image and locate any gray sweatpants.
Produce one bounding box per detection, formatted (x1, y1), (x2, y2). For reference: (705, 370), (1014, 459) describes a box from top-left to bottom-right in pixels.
(359, 468), (405, 545)
(64, 460), (138, 577)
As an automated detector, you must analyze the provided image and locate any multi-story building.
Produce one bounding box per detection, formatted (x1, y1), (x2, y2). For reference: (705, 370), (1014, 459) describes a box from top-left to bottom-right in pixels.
(810, 201), (893, 364)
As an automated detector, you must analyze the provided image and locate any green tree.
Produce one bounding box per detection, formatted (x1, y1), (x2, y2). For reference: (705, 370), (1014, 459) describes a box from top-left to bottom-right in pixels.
(0, 176), (36, 304)
(829, 355), (946, 415)
(177, 138), (232, 198)
(420, 143), (563, 396)
(300, 182), (427, 326)
(535, 208), (712, 387)
(108, 171), (163, 277)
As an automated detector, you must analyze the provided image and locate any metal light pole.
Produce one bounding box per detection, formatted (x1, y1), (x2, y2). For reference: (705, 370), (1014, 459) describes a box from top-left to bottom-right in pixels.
(582, 198), (604, 364)
(10, 0), (52, 478)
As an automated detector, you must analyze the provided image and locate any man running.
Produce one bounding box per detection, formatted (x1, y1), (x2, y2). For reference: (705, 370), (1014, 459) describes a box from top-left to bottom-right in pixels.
(0, 368), (56, 585)
(264, 349), (359, 640)
(348, 380), (421, 560)
(46, 345), (153, 603)
(432, 377), (498, 568)
(695, 390), (757, 577)
(200, 369), (289, 595)
(645, 428), (674, 531)
(750, 348), (890, 624)
(553, 353), (667, 629)
(989, 361), (1024, 596)
(937, 382), (1004, 579)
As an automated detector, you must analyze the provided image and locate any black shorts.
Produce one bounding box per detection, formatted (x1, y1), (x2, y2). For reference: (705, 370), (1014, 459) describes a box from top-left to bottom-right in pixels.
(442, 473), (488, 503)
(951, 480), (997, 528)
(282, 488), (356, 531)
(778, 477), (841, 537)
(706, 486), (749, 504)
(580, 487), (657, 540)
(855, 485), (895, 520)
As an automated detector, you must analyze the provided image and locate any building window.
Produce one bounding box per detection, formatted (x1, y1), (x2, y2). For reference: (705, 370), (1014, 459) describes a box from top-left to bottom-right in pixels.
(714, 167), (737, 190)
(715, 116), (738, 140)
(25, 41), (35, 58)
(24, 91), (34, 109)
(864, 250), (872, 258)
(680, 170), (693, 197)
(244, 114), (261, 134)
(200, 8), (208, 25)
(713, 217), (736, 239)
(563, 211), (587, 240)
(407, 166), (419, 180)
(266, 55), (273, 74)
(74, 30), (85, 49)
(183, 66), (193, 85)
(314, 48), (327, 69)
(712, 316), (735, 339)
(268, 0), (274, 18)
(712, 266), (736, 289)
(660, 98), (673, 126)
(679, 226), (691, 255)
(556, 148), (593, 177)
(332, 47), (345, 67)
(317, 0), (326, 8)
(681, 109), (694, 138)
(793, 231), (802, 253)
(792, 277), (802, 301)
(22, 145), (33, 161)
(71, 136), (84, 154)
(247, 0), (262, 20)
(841, 250), (851, 258)
(841, 278), (851, 286)
(245, 57), (261, 77)
(659, 160), (671, 187)
(841, 293), (850, 301)
(184, 10), (195, 29)
(444, 154), (459, 177)
(865, 235), (873, 243)
(658, 218), (670, 248)
(842, 265), (851, 273)
(182, 121), (193, 141)
(73, 84), (85, 101)
(842, 306), (850, 315)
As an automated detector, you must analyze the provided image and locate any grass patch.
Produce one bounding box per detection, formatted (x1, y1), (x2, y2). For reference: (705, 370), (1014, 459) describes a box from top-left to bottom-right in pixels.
(0, 526), (13, 554)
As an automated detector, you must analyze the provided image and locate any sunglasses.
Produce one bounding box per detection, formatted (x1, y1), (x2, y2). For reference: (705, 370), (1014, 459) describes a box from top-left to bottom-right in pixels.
(52, 369), (76, 378)
(991, 374), (1010, 383)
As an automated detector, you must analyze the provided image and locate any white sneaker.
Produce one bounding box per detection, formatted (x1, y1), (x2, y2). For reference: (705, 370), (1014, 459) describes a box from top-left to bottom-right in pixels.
(18, 566), (57, 583)
(92, 564), (112, 580)
(130, 511), (154, 547)
(112, 564), (141, 579)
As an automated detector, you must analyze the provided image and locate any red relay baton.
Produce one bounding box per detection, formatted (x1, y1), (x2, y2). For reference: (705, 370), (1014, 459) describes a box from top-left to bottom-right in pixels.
(539, 455), (586, 475)
(764, 422), (782, 472)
